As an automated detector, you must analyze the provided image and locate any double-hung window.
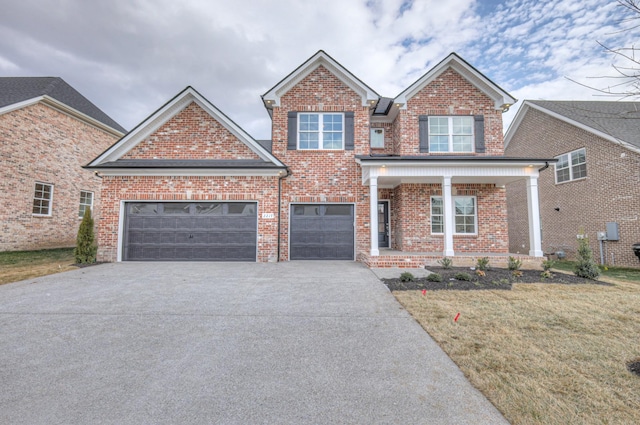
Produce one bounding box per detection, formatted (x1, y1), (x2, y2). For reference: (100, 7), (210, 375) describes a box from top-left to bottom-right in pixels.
(555, 148), (586, 183)
(298, 113), (344, 149)
(78, 191), (94, 218)
(430, 196), (477, 234)
(33, 182), (53, 216)
(429, 116), (474, 153)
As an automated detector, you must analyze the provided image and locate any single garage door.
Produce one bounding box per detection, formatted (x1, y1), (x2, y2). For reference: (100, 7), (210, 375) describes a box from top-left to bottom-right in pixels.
(123, 202), (257, 261)
(290, 204), (354, 260)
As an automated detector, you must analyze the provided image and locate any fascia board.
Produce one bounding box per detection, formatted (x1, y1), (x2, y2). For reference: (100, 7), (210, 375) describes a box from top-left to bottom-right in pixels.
(94, 168), (285, 177)
(262, 52), (378, 108)
(0, 96), (125, 137)
(395, 54), (516, 110)
(513, 101), (640, 155)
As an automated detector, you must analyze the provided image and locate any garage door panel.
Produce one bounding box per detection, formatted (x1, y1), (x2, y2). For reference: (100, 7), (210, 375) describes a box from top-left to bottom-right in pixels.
(124, 202), (257, 261)
(290, 204), (354, 260)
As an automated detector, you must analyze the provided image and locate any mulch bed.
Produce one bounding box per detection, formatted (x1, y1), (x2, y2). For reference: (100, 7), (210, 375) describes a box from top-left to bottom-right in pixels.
(383, 267), (612, 291)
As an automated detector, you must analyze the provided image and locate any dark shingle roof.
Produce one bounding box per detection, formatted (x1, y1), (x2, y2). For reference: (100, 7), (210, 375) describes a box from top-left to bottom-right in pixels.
(0, 77), (126, 133)
(529, 100), (640, 149)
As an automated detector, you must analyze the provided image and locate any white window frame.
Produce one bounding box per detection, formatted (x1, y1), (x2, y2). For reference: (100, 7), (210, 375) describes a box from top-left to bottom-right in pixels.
(430, 195), (477, 235)
(370, 127), (385, 148)
(298, 113), (344, 150)
(33, 182), (54, 216)
(428, 116), (474, 153)
(430, 196), (444, 234)
(555, 148), (586, 184)
(79, 190), (94, 218)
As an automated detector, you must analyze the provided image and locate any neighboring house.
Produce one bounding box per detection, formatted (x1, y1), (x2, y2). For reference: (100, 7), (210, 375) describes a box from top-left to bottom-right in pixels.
(87, 51), (551, 267)
(505, 100), (640, 268)
(0, 77), (126, 252)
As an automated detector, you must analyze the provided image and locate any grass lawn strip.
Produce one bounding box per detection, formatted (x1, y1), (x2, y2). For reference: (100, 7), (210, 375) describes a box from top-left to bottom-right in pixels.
(0, 248), (76, 285)
(393, 281), (640, 424)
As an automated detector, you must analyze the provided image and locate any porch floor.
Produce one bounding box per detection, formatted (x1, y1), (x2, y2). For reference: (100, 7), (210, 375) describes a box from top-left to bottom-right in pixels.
(360, 249), (543, 269)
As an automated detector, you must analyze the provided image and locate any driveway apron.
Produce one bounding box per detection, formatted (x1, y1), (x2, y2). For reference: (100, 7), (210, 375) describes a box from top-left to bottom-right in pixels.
(0, 261), (508, 424)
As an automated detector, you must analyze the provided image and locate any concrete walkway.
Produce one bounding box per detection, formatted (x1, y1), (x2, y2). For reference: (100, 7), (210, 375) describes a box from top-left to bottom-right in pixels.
(0, 261), (508, 424)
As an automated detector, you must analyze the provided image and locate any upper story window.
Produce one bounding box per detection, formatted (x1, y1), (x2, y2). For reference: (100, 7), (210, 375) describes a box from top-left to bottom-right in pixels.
(429, 116), (474, 153)
(78, 191), (94, 218)
(370, 128), (384, 148)
(555, 148), (586, 183)
(298, 113), (344, 150)
(33, 182), (53, 216)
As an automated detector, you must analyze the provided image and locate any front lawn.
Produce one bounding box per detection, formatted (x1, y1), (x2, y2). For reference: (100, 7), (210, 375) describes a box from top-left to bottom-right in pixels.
(0, 248), (77, 285)
(393, 278), (640, 424)
(551, 260), (640, 283)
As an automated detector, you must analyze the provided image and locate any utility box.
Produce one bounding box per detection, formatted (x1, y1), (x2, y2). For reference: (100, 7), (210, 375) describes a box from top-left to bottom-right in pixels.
(606, 222), (620, 241)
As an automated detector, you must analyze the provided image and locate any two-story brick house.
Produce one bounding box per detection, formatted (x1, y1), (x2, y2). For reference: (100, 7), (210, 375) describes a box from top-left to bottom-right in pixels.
(88, 51), (551, 267)
(0, 77), (125, 252)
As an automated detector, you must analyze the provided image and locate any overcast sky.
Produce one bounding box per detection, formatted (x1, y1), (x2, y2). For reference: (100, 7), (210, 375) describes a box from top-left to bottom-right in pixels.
(1, 0), (636, 138)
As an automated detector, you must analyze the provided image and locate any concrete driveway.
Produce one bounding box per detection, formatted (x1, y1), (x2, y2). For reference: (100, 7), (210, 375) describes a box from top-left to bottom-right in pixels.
(0, 261), (508, 424)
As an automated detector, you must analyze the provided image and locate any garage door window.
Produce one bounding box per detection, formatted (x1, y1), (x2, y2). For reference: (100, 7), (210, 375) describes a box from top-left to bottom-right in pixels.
(325, 205), (352, 215)
(129, 203), (158, 214)
(195, 203), (223, 215)
(293, 205), (321, 216)
(163, 203), (191, 214)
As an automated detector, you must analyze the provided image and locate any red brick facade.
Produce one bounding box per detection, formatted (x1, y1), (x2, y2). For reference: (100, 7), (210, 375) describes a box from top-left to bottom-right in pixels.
(0, 103), (120, 251)
(506, 107), (640, 268)
(93, 53), (520, 265)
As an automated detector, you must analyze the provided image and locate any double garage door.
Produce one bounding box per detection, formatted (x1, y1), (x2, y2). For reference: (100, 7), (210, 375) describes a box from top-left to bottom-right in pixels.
(123, 202), (257, 261)
(122, 202), (354, 261)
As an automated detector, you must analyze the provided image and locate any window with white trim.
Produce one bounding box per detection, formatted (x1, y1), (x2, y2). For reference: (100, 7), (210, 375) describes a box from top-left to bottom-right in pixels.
(430, 196), (477, 234)
(370, 128), (384, 148)
(78, 191), (94, 218)
(431, 197), (443, 234)
(555, 148), (586, 183)
(33, 182), (53, 216)
(298, 113), (344, 149)
(429, 116), (474, 152)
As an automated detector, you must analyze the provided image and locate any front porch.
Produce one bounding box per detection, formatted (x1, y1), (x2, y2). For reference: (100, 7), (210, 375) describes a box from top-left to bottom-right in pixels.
(359, 249), (543, 269)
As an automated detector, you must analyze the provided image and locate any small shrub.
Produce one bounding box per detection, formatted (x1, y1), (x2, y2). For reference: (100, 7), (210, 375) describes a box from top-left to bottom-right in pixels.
(540, 270), (553, 280)
(541, 259), (556, 271)
(74, 209), (97, 264)
(400, 272), (415, 282)
(438, 257), (453, 269)
(426, 273), (443, 282)
(475, 257), (490, 271)
(454, 272), (473, 281)
(491, 278), (510, 286)
(507, 256), (522, 271)
(574, 237), (600, 280)
(475, 270), (486, 277)
(511, 270), (523, 279)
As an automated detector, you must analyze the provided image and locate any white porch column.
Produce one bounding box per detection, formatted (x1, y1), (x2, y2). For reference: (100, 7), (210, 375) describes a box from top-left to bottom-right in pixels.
(369, 177), (379, 256)
(442, 176), (455, 257)
(526, 176), (544, 257)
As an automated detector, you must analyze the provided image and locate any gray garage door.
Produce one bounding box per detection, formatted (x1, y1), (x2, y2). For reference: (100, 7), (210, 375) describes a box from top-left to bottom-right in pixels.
(290, 204), (354, 260)
(123, 202), (257, 261)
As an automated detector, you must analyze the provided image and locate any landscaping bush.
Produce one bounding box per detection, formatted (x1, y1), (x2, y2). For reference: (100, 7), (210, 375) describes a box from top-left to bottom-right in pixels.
(454, 272), (473, 281)
(438, 257), (453, 269)
(574, 237), (600, 280)
(400, 271), (415, 282)
(475, 257), (490, 271)
(74, 209), (97, 264)
(507, 256), (522, 271)
(426, 273), (443, 282)
(542, 259), (556, 271)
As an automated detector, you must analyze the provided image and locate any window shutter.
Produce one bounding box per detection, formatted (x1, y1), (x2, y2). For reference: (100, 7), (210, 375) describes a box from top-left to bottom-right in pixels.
(344, 112), (354, 150)
(474, 115), (485, 153)
(287, 112), (297, 150)
(419, 115), (429, 153)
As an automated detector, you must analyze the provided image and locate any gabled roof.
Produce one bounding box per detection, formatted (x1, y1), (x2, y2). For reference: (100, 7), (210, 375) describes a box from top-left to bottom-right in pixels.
(394, 53), (516, 111)
(0, 77), (126, 134)
(261, 50), (380, 113)
(505, 100), (640, 153)
(87, 86), (286, 170)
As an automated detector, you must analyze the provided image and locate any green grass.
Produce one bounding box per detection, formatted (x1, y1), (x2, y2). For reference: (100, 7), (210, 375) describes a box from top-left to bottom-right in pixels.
(552, 260), (640, 283)
(0, 248), (76, 285)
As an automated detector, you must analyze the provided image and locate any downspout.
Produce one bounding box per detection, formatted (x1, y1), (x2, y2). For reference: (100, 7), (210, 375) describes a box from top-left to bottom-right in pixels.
(538, 162), (549, 172)
(277, 167), (291, 262)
